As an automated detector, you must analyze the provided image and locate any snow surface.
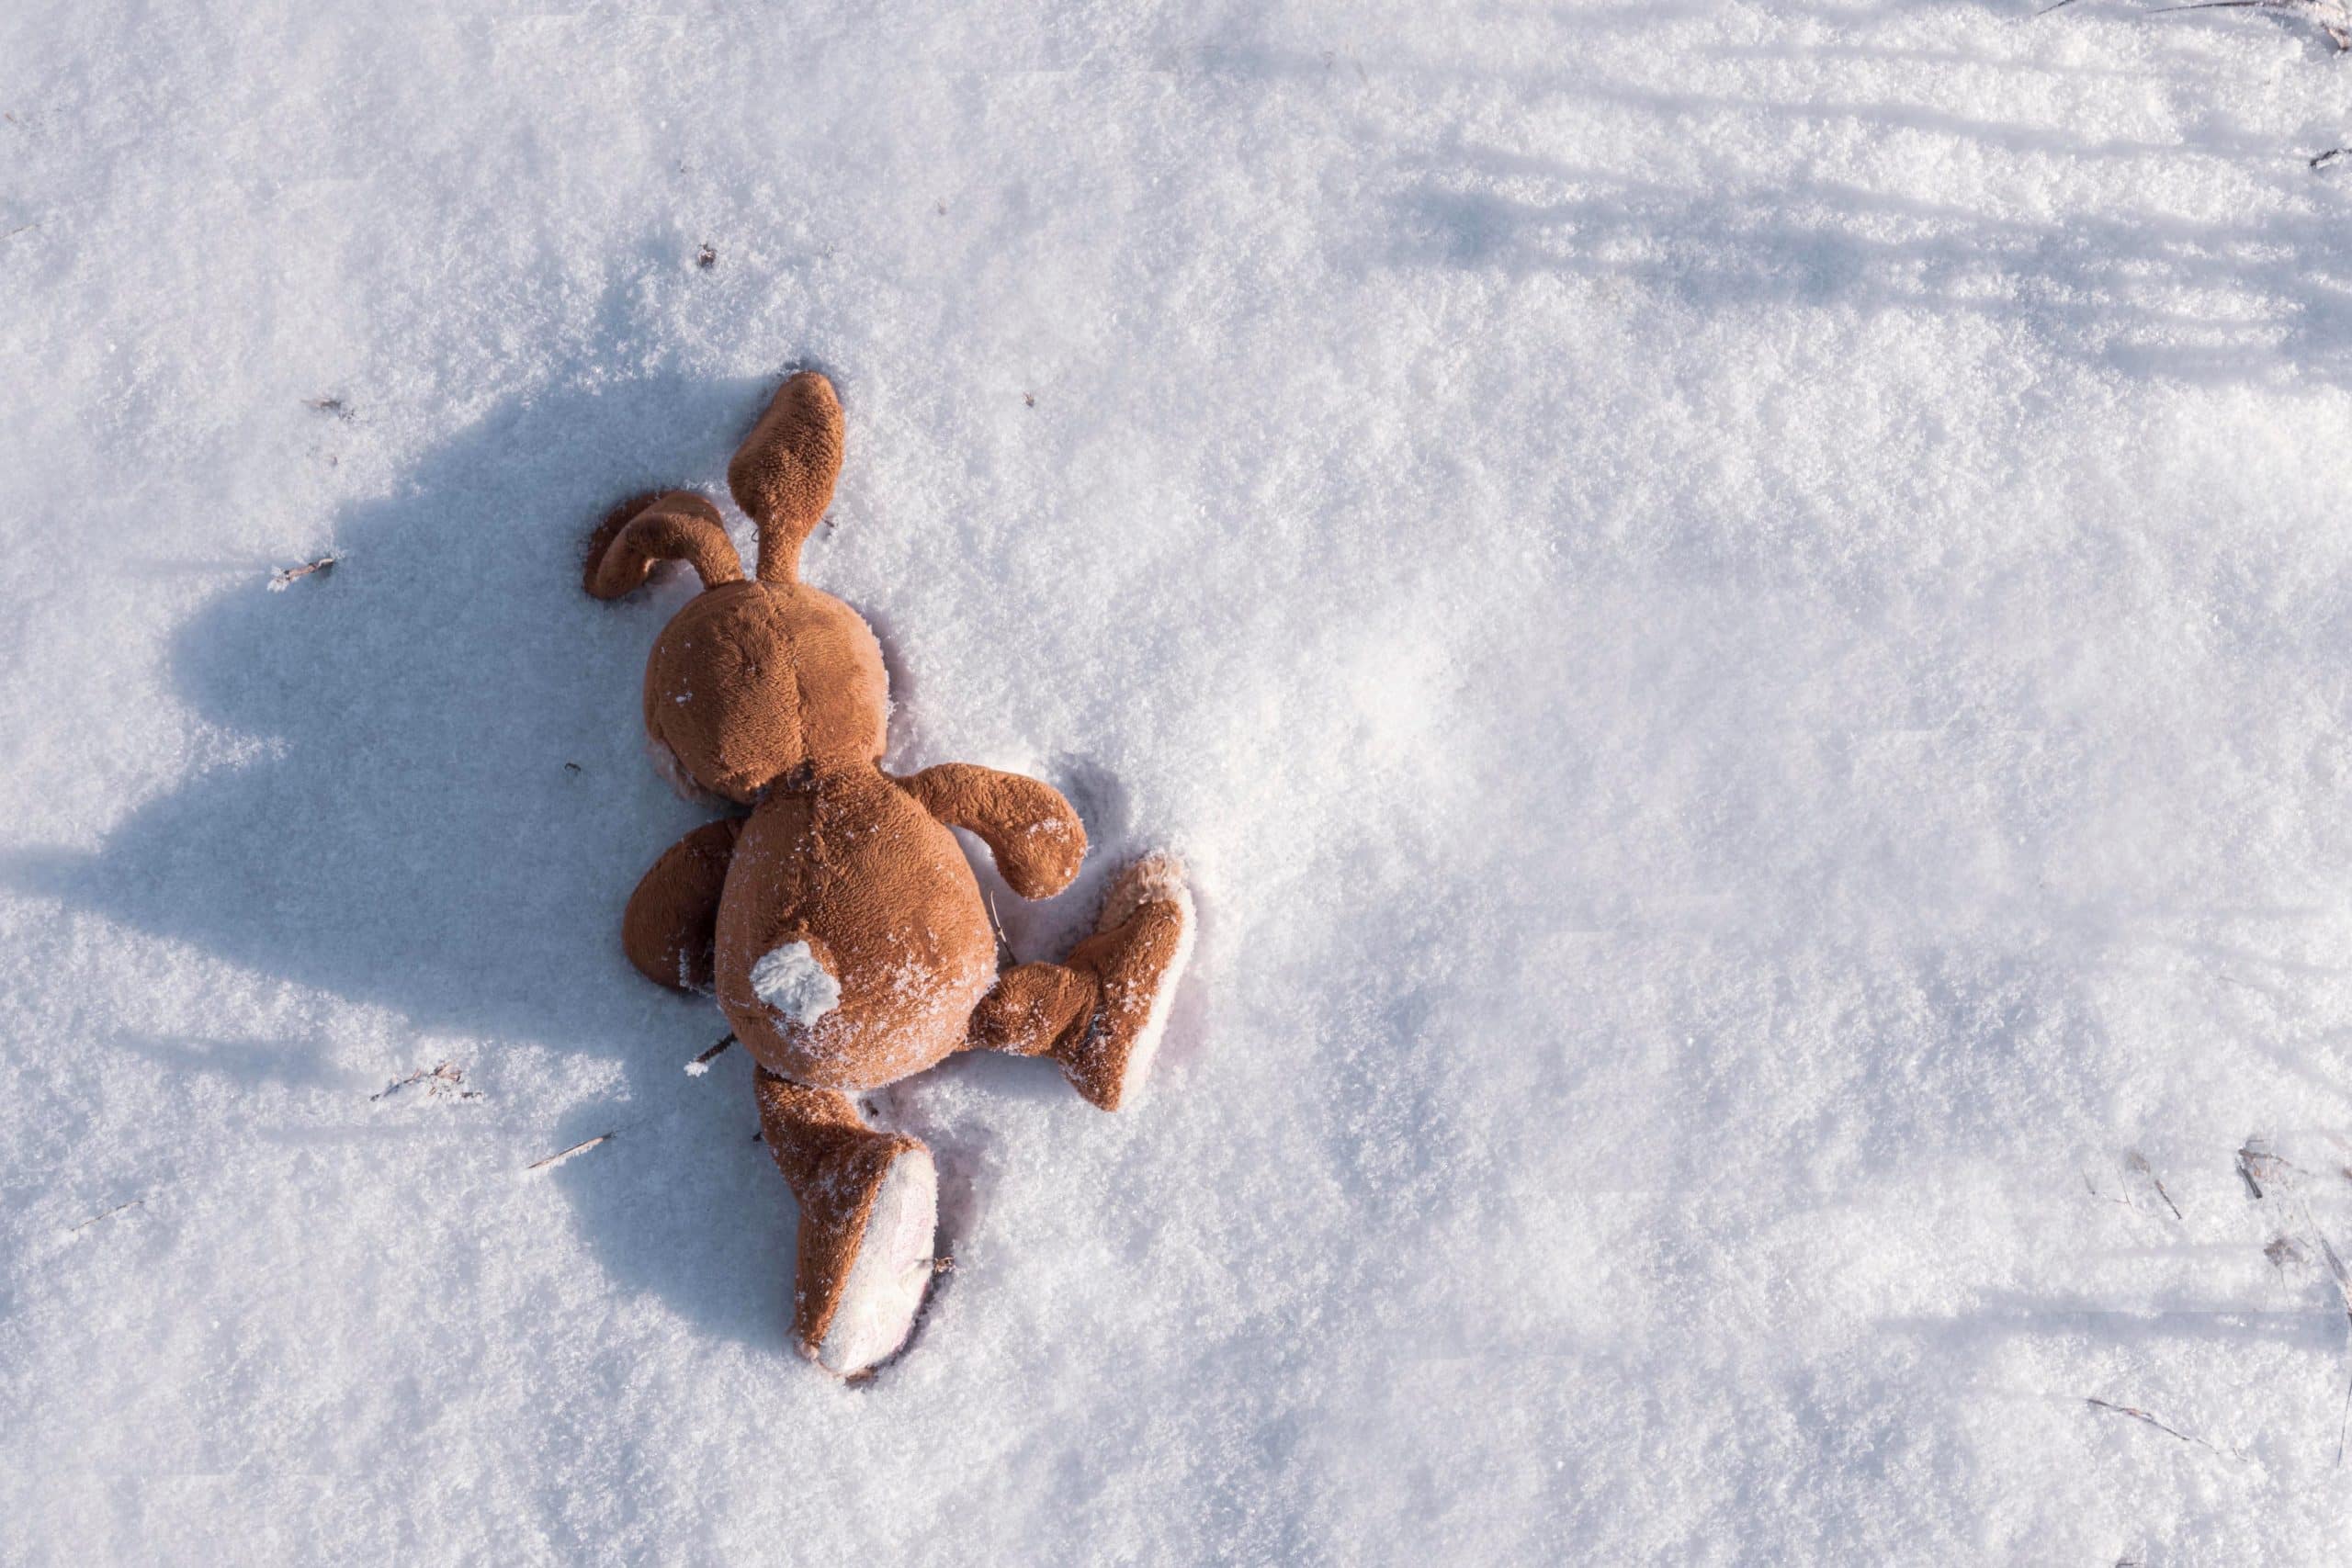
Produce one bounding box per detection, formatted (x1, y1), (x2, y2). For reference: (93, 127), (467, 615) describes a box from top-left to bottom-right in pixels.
(10, 0), (2352, 1561)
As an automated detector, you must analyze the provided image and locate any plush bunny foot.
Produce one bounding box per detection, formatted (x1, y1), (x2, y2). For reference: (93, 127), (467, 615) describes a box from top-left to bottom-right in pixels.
(1055, 853), (1195, 1111)
(756, 1070), (939, 1376)
(798, 1140), (937, 1377)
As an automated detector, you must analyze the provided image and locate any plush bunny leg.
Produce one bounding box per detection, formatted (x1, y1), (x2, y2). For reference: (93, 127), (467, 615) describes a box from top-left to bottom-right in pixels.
(620, 819), (741, 992)
(755, 1069), (938, 1377)
(968, 963), (1098, 1058)
(967, 854), (1196, 1111)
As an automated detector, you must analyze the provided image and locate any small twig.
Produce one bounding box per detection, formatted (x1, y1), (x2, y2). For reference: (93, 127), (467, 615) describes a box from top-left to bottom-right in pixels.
(985, 888), (1012, 965)
(2267, 1234), (2312, 1271)
(305, 395), (354, 420)
(2144, 0), (2352, 44)
(2240, 1145), (2268, 1201)
(2085, 1396), (2222, 1452)
(527, 1132), (613, 1171)
(2083, 1169), (2142, 1211)
(269, 555), (338, 591)
(69, 1199), (143, 1232)
(2050, 0), (2352, 47)
(685, 1033), (736, 1077)
(0, 220), (38, 242)
(370, 1060), (479, 1101)
(2313, 148), (2350, 169)
(2126, 1149), (2183, 1220)
(2237, 1138), (2301, 1201)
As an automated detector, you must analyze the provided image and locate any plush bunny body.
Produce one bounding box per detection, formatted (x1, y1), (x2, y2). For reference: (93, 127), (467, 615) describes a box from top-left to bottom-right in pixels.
(717, 769), (998, 1089)
(584, 371), (1193, 1376)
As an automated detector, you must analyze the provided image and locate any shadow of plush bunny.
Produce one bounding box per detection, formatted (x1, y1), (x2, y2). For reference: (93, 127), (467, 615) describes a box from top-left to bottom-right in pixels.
(9, 371), (853, 1347)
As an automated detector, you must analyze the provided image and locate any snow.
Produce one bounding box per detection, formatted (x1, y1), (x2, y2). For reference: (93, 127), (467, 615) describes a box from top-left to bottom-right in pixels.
(9, 0), (2352, 1560)
(647, 733), (712, 804)
(751, 940), (842, 1027)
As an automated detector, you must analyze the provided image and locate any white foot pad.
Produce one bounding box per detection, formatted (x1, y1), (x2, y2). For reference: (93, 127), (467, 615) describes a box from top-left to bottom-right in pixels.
(1105, 855), (1195, 1108)
(816, 1148), (938, 1377)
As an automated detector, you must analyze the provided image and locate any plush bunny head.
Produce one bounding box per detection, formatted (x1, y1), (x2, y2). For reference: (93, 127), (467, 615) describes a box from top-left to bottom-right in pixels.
(584, 371), (888, 803)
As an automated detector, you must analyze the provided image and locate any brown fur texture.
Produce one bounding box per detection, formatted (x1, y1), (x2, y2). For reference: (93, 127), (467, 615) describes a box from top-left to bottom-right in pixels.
(1056, 874), (1190, 1111)
(622, 818), (741, 992)
(967, 962), (1097, 1058)
(753, 1069), (922, 1354)
(715, 764), (998, 1089)
(584, 490), (741, 598)
(899, 764), (1086, 898)
(640, 581), (890, 806)
(584, 370), (1195, 1371)
(728, 369), (844, 585)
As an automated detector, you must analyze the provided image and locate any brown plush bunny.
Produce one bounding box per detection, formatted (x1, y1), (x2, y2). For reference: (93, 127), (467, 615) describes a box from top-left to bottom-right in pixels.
(583, 370), (1195, 1376)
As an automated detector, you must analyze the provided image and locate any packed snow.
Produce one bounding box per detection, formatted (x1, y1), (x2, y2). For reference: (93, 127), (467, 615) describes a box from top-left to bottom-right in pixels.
(9, 0), (2352, 1561)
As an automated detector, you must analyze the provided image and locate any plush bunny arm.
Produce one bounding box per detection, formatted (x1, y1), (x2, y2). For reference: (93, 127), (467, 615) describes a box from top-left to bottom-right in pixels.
(622, 818), (742, 990)
(898, 764), (1086, 899)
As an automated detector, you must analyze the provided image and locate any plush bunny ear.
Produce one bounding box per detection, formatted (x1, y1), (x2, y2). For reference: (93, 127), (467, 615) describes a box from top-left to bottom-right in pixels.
(583, 491), (742, 599)
(728, 370), (844, 586)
